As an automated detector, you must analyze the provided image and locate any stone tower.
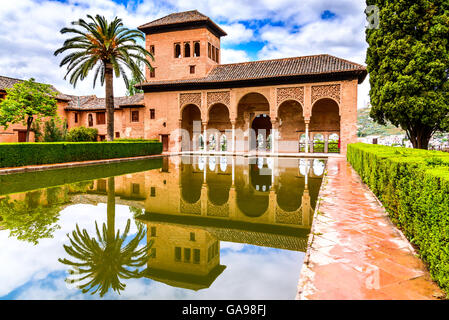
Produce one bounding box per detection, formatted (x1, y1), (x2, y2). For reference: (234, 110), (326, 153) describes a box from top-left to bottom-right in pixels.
(138, 10), (227, 81)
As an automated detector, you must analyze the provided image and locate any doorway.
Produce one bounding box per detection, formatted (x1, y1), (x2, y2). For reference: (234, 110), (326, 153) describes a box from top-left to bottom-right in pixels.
(251, 114), (272, 151)
(18, 131), (27, 142)
(161, 134), (169, 152)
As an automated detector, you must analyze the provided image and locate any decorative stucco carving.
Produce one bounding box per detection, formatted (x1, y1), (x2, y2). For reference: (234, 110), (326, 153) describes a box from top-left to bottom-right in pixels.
(275, 207), (302, 225)
(276, 87), (304, 106)
(207, 202), (229, 217)
(207, 91), (230, 108)
(311, 84), (341, 104)
(180, 92), (201, 108)
(180, 199), (201, 215)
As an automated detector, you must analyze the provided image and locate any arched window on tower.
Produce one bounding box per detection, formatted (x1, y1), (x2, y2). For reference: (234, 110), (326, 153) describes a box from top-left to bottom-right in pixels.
(194, 42), (200, 57)
(211, 46), (216, 62)
(174, 43), (181, 58)
(184, 42), (191, 57)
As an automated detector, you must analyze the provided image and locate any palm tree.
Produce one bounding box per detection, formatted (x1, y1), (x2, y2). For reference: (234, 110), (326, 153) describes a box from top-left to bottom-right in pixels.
(54, 15), (153, 141)
(59, 177), (153, 297)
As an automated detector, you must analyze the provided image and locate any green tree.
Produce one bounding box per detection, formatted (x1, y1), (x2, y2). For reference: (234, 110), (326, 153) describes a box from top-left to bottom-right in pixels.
(126, 54), (144, 96)
(54, 15), (153, 141)
(59, 177), (153, 297)
(365, 0), (449, 149)
(0, 190), (63, 245)
(43, 118), (68, 142)
(126, 77), (144, 96)
(0, 78), (58, 142)
(66, 126), (98, 142)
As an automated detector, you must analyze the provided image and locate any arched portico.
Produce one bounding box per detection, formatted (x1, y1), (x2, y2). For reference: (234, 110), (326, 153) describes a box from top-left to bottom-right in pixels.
(181, 104), (202, 151)
(277, 100), (305, 153)
(236, 92), (271, 152)
(207, 103), (231, 151)
(309, 98), (340, 153)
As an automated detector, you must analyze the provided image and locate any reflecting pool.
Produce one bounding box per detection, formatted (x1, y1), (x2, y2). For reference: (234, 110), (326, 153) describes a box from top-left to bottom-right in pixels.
(0, 156), (325, 299)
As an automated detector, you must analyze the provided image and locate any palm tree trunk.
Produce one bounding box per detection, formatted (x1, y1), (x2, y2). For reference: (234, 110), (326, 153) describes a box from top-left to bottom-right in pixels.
(104, 62), (114, 141)
(107, 177), (116, 240)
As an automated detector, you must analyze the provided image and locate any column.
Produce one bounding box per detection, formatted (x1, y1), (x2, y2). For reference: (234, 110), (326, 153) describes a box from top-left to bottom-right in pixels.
(231, 120), (236, 153)
(202, 121), (207, 153)
(309, 132), (314, 153)
(203, 157), (207, 182)
(232, 156), (235, 184)
(244, 113), (251, 153)
(271, 119), (278, 154)
(324, 133), (329, 153)
(305, 121), (309, 153)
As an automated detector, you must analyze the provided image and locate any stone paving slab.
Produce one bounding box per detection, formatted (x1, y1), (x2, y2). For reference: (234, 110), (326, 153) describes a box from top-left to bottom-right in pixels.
(296, 157), (444, 300)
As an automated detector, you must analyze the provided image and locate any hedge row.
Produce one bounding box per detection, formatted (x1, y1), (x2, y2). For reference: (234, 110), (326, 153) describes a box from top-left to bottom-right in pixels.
(0, 141), (162, 168)
(0, 157), (163, 196)
(347, 143), (449, 295)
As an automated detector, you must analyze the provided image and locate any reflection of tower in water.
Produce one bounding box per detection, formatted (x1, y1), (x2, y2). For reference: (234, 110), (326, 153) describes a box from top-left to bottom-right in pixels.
(143, 222), (225, 291)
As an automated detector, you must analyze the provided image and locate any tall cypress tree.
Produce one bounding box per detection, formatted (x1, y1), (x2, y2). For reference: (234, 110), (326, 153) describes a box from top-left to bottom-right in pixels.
(366, 0), (449, 149)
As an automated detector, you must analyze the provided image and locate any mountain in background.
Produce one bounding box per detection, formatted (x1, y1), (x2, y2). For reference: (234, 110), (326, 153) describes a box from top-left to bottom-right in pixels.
(357, 107), (404, 137)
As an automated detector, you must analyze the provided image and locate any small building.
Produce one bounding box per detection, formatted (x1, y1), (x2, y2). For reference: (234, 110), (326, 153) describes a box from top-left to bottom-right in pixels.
(0, 75), (71, 142)
(0, 76), (146, 142)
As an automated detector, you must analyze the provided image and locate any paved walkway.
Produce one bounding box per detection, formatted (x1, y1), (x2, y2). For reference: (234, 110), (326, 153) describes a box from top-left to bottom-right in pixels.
(297, 157), (444, 300)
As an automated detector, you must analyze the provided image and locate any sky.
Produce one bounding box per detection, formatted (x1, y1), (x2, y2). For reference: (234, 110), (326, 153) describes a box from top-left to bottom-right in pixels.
(0, 202), (304, 300)
(0, 0), (371, 108)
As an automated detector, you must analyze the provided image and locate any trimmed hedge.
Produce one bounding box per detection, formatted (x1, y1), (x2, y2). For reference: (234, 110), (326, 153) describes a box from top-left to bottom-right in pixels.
(0, 141), (162, 168)
(347, 143), (449, 296)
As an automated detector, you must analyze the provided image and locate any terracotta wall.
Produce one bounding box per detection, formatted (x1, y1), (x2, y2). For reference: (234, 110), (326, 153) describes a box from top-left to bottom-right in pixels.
(145, 28), (220, 81)
(142, 79), (359, 154)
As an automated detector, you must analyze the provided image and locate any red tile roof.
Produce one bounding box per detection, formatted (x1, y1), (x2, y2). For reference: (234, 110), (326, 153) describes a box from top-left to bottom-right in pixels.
(65, 93), (145, 111)
(138, 54), (367, 89)
(138, 10), (227, 37)
(0, 75), (71, 101)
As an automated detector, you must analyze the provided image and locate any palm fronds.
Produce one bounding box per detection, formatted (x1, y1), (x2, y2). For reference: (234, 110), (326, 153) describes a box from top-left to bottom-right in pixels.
(54, 14), (153, 89)
(59, 219), (153, 297)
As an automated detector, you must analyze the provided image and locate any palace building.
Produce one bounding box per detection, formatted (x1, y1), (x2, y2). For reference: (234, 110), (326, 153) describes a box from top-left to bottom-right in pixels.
(0, 10), (367, 155)
(136, 10), (367, 155)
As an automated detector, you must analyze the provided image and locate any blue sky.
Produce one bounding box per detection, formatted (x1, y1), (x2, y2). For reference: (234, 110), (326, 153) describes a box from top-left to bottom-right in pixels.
(0, 0), (370, 107)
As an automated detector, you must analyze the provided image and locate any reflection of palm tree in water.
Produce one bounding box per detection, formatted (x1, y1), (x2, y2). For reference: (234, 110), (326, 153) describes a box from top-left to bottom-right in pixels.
(59, 177), (153, 297)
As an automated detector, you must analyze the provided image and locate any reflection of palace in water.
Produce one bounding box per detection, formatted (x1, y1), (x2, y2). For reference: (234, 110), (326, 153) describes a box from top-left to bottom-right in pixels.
(0, 156), (325, 291)
(136, 156), (325, 290)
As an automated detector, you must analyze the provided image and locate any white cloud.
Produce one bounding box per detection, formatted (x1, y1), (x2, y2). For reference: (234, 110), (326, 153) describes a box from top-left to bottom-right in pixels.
(0, 203), (138, 297)
(0, 0), (370, 106)
(220, 49), (251, 64)
(0, 0), (168, 97)
(221, 23), (254, 45)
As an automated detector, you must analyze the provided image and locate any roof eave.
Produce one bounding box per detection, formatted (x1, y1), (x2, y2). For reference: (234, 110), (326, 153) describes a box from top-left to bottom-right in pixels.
(138, 20), (227, 37)
(137, 70), (367, 92)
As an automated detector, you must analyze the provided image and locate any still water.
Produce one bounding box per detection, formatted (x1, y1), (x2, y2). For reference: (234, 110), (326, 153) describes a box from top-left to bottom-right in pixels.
(0, 156), (325, 299)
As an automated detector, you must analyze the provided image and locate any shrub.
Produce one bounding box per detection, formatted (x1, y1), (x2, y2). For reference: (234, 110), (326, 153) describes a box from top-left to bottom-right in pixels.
(0, 141), (162, 168)
(66, 126), (98, 142)
(43, 119), (67, 142)
(347, 143), (449, 296)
